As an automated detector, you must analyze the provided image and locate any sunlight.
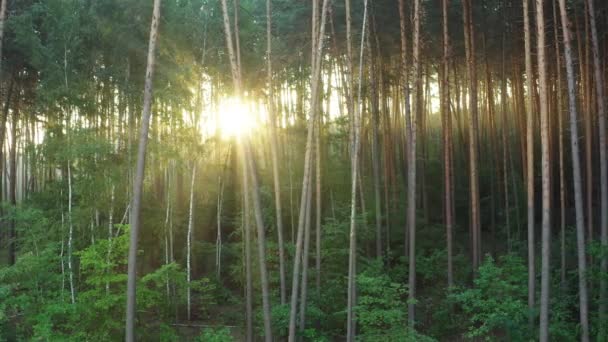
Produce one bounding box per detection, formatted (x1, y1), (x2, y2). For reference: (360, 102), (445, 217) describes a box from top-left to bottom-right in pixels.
(217, 97), (256, 139)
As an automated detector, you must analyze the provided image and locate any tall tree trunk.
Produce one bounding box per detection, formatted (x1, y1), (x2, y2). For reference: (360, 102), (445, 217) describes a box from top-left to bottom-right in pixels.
(8, 97), (16, 263)
(346, 1), (367, 339)
(125, 0), (161, 339)
(536, 0), (551, 339)
(186, 165), (196, 321)
(523, 0), (535, 327)
(553, 0), (567, 290)
(586, 0), (608, 330)
(220, 0), (273, 337)
(242, 156), (253, 342)
(407, 0), (420, 326)
(398, 0), (412, 279)
(245, 144), (273, 342)
(66, 160), (76, 306)
(441, 0), (453, 288)
(315, 109), (322, 299)
(370, 32), (383, 259)
(216, 177), (223, 278)
(287, 0), (329, 339)
(299, 169), (313, 332)
(501, 34), (511, 252)
(463, 0), (481, 272)
(266, 0), (287, 305)
(558, 1), (590, 339)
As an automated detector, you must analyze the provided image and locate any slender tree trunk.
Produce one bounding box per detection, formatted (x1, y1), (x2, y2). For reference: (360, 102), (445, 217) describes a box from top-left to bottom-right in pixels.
(220, 0), (273, 337)
(553, 0), (567, 290)
(463, 0), (481, 272)
(299, 169), (313, 332)
(583, 3), (593, 254)
(124, 0), (161, 338)
(287, 0), (329, 339)
(107, 185), (115, 295)
(8, 98), (16, 266)
(216, 177), (224, 278)
(523, 0), (536, 327)
(266, 0), (287, 305)
(558, 1), (590, 339)
(441, 0), (453, 288)
(370, 34), (383, 259)
(536, 0), (551, 339)
(315, 110), (322, 298)
(407, 0), (420, 326)
(586, 0), (608, 331)
(241, 155), (253, 342)
(501, 34), (511, 252)
(346, 1), (367, 339)
(186, 165), (196, 321)
(0, 0), (9, 245)
(245, 144), (273, 342)
(67, 160), (75, 305)
(398, 0), (412, 279)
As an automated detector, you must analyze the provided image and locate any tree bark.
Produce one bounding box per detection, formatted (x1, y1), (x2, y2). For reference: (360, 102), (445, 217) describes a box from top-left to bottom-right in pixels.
(287, 0), (329, 340)
(266, 0), (287, 305)
(558, 1), (590, 339)
(523, 0), (535, 327)
(346, 1), (368, 339)
(463, 0), (481, 272)
(586, 0), (608, 331)
(536, 0), (551, 339)
(125, 0), (161, 339)
(186, 165), (196, 321)
(245, 144), (273, 342)
(407, 0), (420, 326)
(441, 0), (453, 288)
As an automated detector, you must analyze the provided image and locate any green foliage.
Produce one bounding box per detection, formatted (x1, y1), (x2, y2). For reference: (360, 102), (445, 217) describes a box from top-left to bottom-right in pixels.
(451, 254), (529, 341)
(354, 259), (435, 342)
(0, 221), (219, 341)
(196, 327), (234, 342)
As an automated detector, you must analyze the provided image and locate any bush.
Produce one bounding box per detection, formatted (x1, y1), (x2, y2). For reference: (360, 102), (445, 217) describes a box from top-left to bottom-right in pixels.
(451, 254), (529, 341)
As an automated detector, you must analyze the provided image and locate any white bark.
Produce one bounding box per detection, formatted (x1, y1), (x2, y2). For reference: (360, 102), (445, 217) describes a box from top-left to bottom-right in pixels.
(186, 164), (197, 321)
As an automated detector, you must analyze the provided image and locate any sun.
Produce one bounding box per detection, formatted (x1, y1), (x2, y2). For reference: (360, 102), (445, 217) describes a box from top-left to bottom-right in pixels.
(217, 97), (256, 139)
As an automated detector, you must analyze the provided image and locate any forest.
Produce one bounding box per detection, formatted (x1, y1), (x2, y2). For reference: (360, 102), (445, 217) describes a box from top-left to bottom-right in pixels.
(0, 0), (607, 340)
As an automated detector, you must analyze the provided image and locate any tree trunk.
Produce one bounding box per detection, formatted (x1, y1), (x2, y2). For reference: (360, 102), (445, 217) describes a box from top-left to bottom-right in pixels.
(241, 155), (253, 342)
(370, 32), (383, 259)
(586, 0), (608, 331)
(266, 0), (287, 305)
(406, 0), (420, 326)
(288, 0), (329, 339)
(125, 0), (161, 339)
(186, 165), (196, 321)
(463, 0), (481, 272)
(299, 168), (313, 332)
(245, 144), (273, 342)
(558, 1), (590, 339)
(346, 1), (368, 339)
(441, 0), (453, 288)
(536, 0), (551, 339)
(553, 0), (566, 290)
(501, 34), (511, 252)
(523, 0), (536, 327)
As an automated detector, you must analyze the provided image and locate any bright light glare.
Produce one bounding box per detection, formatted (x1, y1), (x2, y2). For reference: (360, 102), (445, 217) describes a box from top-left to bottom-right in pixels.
(218, 98), (256, 139)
